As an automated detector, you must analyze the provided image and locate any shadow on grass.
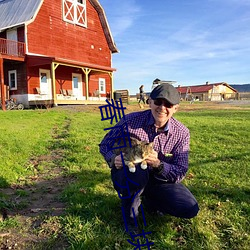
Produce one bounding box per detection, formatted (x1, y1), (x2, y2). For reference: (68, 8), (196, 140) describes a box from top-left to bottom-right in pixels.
(0, 177), (9, 189)
(186, 181), (250, 250)
(0, 171), (77, 249)
(61, 168), (211, 249)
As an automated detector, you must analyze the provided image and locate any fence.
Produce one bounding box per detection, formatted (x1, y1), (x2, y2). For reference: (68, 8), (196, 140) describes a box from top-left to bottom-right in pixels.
(114, 89), (129, 104)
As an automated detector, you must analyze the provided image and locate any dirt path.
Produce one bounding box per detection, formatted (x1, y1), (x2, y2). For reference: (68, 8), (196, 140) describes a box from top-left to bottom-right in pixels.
(0, 119), (74, 249)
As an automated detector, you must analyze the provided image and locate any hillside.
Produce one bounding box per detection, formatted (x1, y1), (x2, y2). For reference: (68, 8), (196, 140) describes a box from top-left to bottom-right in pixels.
(231, 84), (250, 92)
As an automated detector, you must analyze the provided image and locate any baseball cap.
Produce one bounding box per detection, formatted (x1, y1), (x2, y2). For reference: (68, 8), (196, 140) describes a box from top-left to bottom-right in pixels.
(150, 83), (180, 105)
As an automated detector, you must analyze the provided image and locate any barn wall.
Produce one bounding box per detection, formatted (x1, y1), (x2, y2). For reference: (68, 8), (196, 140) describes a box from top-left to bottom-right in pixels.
(89, 74), (110, 97)
(4, 61), (27, 95)
(17, 26), (25, 43)
(26, 0), (111, 67)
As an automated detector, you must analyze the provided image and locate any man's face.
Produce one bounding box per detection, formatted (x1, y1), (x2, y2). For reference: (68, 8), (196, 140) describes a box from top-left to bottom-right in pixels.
(149, 98), (179, 126)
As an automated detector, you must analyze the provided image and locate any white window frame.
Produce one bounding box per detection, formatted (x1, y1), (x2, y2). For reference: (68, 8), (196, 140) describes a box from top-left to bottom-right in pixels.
(8, 70), (17, 90)
(99, 78), (106, 94)
(62, 0), (87, 27)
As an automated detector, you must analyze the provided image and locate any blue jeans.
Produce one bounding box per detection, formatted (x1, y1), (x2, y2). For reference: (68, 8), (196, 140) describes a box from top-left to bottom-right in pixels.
(111, 166), (199, 219)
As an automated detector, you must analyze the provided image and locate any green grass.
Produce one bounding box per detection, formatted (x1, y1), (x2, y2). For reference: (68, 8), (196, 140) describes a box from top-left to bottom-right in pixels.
(0, 105), (249, 249)
(0, 110), (68, 185)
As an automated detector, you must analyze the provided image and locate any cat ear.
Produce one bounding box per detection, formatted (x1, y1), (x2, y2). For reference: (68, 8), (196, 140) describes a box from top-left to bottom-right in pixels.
(130, 137), (138, 142)
(129, 137), (140, 146)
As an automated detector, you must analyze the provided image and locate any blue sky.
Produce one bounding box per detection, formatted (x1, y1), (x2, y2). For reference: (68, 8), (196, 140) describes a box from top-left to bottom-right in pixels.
(99, 0), (250, 94)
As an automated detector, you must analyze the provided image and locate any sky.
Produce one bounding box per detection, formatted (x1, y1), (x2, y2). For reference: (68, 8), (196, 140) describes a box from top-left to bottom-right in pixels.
(98, 0), (250, 94)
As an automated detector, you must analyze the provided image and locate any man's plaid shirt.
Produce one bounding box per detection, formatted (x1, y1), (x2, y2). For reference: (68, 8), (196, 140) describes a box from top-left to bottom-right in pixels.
(100, 109), (190, 183)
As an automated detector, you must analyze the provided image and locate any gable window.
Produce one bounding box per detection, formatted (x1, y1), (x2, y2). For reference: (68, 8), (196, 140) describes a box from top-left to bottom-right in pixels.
(8, 70), (17, 90)
(63, 0), (87, 27)
(99, 78), (106, 94)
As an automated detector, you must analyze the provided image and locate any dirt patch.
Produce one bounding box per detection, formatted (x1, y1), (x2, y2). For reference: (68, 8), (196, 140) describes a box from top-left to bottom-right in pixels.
(0, 119), (74, 249)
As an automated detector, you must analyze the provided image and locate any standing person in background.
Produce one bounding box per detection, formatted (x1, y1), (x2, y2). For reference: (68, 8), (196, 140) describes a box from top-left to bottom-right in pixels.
(138, 84), (146, 106)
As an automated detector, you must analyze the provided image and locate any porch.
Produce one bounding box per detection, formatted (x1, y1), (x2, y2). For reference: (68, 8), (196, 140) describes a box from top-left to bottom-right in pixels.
(28, 98), (108, 108)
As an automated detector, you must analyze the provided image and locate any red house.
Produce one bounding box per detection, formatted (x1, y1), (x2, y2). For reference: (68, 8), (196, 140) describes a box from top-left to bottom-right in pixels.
(0, 0), (118, 109)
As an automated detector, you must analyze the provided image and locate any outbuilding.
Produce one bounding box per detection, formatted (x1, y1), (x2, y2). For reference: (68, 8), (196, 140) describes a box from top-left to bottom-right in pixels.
(177, 82), (238, 101)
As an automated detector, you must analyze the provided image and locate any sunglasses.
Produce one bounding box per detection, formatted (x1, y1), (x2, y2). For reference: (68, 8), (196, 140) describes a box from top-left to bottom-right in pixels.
(153, 99), (173, 108)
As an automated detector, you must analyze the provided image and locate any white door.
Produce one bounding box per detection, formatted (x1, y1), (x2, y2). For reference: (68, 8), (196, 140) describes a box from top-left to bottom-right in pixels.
(39, 69), (52, 99)
(72, 73), (82, 98)
(7, 29), (18, 55)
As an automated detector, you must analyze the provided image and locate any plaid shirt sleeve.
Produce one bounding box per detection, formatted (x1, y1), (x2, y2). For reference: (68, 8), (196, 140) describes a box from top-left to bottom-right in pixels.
(99, 116), (128, 164)
(99, 111), (150, 165)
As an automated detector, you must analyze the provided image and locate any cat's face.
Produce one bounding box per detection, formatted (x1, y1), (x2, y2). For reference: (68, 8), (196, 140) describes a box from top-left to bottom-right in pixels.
(137, 141), (154, 159)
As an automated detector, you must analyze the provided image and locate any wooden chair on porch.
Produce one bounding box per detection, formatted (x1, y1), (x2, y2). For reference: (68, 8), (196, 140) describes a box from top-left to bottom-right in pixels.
(60, 89), (70, 98)
(35, 87), (42, 98)
(67, 89), (75, 97)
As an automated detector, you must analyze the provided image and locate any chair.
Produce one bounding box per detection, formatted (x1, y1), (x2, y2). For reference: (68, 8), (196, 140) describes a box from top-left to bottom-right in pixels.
(67, 89), (74, 96)
(36, 87), (41, 95)
(60, 89), (68, 96)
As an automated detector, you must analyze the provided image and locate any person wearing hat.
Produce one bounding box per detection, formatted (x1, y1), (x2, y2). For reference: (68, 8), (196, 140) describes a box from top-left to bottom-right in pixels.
(99, 83), (199, 233)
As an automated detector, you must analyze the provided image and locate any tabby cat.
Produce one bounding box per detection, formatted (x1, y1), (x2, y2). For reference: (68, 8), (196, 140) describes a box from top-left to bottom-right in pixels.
(113, 137), (154, 173)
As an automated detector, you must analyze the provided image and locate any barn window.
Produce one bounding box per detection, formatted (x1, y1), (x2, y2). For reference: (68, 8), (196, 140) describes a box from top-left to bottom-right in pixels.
(8, 70), (17, 90)
(63, 0), (87, 27)
(99, 78), (106, 94)
(40, 73), (47, 83)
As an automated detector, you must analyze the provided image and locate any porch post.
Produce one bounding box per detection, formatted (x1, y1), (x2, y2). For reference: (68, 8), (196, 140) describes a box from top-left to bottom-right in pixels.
(82, 68), (91, 100)
(109, 72), (114, 100)
(0, 58), (5, 111)
(51, 62), (58, 106)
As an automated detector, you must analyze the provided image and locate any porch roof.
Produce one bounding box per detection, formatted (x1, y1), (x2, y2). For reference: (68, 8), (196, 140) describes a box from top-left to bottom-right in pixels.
(27, 55), (116, 72)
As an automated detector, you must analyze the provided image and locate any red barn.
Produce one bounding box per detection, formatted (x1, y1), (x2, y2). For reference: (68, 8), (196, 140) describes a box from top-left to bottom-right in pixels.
(0, 0), (118, 109)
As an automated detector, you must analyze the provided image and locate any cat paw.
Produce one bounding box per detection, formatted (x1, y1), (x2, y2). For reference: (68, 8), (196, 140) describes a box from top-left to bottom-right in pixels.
(141, 163), (147, 170)
(129, 167), (136, 173)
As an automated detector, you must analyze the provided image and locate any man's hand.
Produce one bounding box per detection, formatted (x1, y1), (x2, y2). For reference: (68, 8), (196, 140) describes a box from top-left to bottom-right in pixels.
(146, 150), (160, 168)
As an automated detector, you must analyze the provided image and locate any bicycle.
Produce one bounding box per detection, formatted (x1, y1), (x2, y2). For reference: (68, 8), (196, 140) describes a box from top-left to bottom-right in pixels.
(5, 98), (24, 110)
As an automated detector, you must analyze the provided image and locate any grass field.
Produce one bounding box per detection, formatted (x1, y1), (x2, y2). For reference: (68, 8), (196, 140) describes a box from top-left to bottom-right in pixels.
(0, 102), (249, 249)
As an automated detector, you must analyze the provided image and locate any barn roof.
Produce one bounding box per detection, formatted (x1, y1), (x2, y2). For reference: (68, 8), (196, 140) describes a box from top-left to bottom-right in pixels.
(0, 0), (42, 31)
(0, 0), (118, 53)
(177, 82), (237, 94)
(89, 0), (118, 53)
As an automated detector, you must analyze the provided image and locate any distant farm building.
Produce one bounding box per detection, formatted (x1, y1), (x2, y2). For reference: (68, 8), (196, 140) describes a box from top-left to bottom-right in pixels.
(177, 82), (238, 101)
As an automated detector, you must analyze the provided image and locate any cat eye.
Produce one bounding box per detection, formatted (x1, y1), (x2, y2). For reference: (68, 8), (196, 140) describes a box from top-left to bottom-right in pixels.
(153, 99), (173, 108)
